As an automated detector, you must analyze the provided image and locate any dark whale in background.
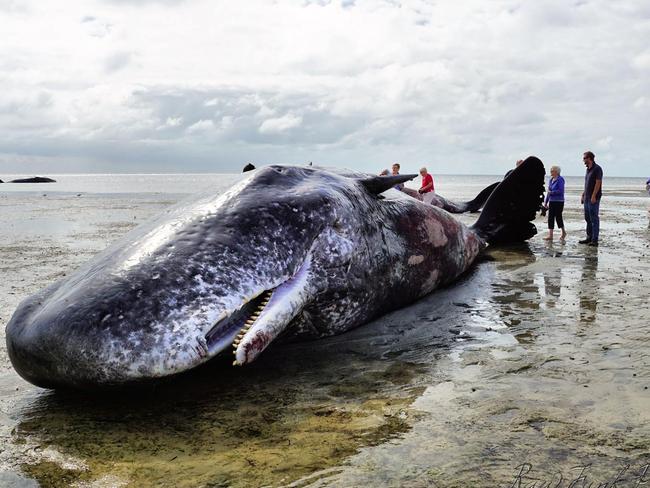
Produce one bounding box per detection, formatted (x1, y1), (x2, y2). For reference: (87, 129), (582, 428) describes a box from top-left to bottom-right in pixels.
(10, 176), (56, 183)
(6, 158), (544, 389)
(402, 181), (500, 213)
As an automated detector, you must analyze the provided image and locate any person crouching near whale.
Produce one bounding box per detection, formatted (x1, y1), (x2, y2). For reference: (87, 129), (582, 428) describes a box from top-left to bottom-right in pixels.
(418, 167), (435, 204)
(542, 165), (567, 242)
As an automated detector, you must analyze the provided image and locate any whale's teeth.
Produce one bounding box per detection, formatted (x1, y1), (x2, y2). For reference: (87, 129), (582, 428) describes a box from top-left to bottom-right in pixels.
(232, 360), (238, 366)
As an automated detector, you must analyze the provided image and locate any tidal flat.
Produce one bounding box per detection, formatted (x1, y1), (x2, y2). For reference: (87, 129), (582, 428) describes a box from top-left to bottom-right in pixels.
(1, 177), (649, 487)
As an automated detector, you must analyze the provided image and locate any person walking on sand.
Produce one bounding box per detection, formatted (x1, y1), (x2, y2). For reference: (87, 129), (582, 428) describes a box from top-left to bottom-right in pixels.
(579, 151), (603, 247)
(418, 167), (435, 204)
(543, 165), (566, 242)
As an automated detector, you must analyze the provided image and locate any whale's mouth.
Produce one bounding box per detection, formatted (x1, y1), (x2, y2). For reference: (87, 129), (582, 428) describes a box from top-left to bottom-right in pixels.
(204, 289), (273, 357)
(204, 252), (314, 365)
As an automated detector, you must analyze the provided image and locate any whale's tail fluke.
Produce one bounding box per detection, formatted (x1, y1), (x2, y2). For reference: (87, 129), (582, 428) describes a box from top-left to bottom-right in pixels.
(462, 181), (500, 213)
(471, 156), (545, 244)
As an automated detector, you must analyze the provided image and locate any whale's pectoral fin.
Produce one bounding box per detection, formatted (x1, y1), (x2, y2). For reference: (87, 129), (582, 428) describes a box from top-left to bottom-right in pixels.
(358, 174), (418, 195)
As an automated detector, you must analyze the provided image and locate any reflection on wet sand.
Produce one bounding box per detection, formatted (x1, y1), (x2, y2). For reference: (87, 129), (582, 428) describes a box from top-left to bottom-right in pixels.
(541, 248), (563, 303)
(487, 244), (541, 344)
(301, 231), (650, 488)
(578, 252), (599, 325)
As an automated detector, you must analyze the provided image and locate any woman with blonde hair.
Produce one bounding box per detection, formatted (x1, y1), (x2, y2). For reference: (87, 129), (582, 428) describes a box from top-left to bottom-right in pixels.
(543, 165), (567, 241)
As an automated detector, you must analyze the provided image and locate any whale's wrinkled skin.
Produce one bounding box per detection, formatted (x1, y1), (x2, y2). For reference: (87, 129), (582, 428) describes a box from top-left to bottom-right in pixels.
(6, 162), (543, 389)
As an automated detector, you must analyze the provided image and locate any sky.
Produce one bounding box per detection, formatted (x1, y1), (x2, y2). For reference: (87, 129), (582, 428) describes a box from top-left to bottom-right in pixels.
(1, 0), (649, 176)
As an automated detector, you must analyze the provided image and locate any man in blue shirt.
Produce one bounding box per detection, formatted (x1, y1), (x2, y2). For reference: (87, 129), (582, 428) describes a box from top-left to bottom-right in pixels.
(579, 151), (603, 246)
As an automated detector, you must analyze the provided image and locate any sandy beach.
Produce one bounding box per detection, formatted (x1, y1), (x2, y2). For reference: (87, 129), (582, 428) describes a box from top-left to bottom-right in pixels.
(1, 176), (649, 487)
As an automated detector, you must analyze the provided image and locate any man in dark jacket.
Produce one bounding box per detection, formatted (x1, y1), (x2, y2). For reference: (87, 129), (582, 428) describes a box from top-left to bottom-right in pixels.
(579, 151), (603, 246)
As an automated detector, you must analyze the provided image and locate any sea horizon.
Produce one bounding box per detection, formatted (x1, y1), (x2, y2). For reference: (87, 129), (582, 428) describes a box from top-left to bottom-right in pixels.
(1, 170), (647, 179)
(1, 172), (647, 198)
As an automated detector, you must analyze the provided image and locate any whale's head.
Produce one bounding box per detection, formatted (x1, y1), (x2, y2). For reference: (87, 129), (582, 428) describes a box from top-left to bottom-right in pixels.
(6, 166), (415, 389)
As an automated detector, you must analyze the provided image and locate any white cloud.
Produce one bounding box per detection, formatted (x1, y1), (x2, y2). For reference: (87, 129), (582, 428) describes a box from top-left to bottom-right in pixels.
(0, 0), (649, 175)
(186, 119), (215, 134)
(633, 97), (649, 110)
(163, 116), (182, 127)
(596, 136), (613, 150)
(259, 113), (303, 134)
(632, 50), (650, 71)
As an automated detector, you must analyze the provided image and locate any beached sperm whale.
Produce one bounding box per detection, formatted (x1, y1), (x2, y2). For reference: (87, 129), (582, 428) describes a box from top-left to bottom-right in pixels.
(401, 182), (500, 213)
(6, 158), (545, 389)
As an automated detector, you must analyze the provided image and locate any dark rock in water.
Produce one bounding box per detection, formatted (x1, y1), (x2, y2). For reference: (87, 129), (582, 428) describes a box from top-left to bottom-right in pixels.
(10, 176), (56, 183)
(242, 163), (256, 172)
(0, 179), (3, 183)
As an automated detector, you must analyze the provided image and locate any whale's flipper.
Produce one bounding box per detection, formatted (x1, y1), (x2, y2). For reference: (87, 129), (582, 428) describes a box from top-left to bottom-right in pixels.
(462, 181), (500, 213)
(471, 156), (545, 244)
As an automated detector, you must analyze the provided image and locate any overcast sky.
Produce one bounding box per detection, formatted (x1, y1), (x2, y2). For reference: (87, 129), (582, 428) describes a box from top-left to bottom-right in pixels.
(1, 0), (649, 176)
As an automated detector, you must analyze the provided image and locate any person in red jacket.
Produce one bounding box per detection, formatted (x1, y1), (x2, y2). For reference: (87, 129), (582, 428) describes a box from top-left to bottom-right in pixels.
(419, 167), (434, 192)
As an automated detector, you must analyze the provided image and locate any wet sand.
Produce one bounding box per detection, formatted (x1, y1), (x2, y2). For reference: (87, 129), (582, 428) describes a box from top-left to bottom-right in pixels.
(1, 183), (649, 487)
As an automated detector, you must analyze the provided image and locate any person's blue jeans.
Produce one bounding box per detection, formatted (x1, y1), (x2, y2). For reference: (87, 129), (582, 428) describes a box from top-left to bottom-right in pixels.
(584, 199), (600, 242)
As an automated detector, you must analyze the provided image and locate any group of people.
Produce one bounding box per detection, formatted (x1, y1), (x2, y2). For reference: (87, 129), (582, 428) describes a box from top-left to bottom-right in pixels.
(541, 150), (603, 247)
(381, 151), (606, 247)
(379, 163), (436, 203)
